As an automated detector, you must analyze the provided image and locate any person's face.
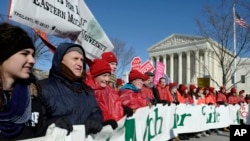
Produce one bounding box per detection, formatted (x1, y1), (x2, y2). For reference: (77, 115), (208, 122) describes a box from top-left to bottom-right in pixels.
(1, 48), (35, 80)
(159, 78), (166, 87)
(109, 62), (117, 74)
(143, 78), (150, 86)
(94, 73), (110, 87)
(148, 76), (154, 83)
(132, 78), (144, 89)
(62, 51), (83, 77)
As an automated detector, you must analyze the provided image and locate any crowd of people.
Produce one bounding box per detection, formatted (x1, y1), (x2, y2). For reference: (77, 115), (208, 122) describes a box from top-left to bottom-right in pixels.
(0, 22), (249, 141)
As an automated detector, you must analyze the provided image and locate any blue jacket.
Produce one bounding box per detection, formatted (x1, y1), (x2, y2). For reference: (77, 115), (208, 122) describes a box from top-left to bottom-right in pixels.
(36, 43), (103, 134)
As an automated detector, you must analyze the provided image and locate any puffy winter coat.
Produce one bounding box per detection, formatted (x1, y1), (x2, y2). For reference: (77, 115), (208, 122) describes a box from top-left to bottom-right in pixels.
(36, 43), (103, 135)
(85, 73), (124, 122)
(119, 83), (149, 110)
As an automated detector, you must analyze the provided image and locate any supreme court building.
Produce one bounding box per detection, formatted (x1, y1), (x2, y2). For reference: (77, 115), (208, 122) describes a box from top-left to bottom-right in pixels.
(147, 34), (250, 92)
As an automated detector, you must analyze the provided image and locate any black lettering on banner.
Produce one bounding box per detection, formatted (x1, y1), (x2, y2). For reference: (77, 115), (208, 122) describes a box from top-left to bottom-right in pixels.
(33, 0), (66, 20)
(230, 125), (250, 141)
(81, 30), (108, 52)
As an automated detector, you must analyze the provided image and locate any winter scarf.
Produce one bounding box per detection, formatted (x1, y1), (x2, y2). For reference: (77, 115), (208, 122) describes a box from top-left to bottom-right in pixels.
(0, 83), (31, 138)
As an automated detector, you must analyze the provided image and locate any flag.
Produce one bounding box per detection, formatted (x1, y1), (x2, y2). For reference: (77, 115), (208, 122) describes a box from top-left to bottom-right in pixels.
(235, 12), (248, 28)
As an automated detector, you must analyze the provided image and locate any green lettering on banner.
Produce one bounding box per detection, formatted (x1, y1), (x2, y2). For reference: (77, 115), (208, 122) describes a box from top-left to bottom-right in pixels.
(125, 118), (137, 141)
(206, 106), (220, 123)
(236, 111), (240, 124)
(173, 113), (191, 128)
(143, 108), (163, 141)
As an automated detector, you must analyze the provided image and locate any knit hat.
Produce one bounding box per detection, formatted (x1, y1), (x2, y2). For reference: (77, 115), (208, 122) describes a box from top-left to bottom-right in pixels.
(143, 74), (150, 81)
(65, 46), (83, 55)
(179, 85), (188, 93)
(90, 58), (111, 77)
(129, 69), (144, 82)
(209, 87), (215, 93)
(116, 78), (124, 86)
(0, 23), (35, 63)
(189, 84), (196, 91)
(101, 52), (118, 63)
(231, 87), (237, 93)
(169, 82), (178, 90)
(145, 71), (154, 76)
(239, 90), (245, 95)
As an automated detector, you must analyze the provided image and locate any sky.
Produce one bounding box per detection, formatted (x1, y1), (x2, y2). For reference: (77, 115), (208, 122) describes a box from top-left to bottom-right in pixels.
(0, 0), (243, 72)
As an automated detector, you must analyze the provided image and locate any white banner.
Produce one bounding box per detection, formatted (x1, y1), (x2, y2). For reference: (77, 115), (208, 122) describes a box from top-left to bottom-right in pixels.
(21, 104), (250, 141)
(9, 0), (114, 59)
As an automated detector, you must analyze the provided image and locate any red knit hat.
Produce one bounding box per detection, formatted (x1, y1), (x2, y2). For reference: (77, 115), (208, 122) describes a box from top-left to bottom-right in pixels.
(143, 74), (149, 81)
(231, 87), (237, 93)
(189, 84), (196, 91)
(239, 90), (245, 95)
(129, 69), (144, 82)
(169, 82), (178, 90)
(101, 51), (118, 63)
(90, 59), (111, 77)
(179, 85), (188, 93)
(209, 87), (215, 93)
(116, 78), (124, 86)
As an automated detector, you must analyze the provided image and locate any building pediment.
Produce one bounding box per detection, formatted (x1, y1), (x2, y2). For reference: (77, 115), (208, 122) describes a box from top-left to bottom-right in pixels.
(147, 34), (205, 52)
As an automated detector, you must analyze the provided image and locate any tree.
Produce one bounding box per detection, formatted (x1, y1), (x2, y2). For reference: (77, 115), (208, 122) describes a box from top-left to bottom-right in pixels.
(111, 37), (135, 78)
(195, 0), (250, 87)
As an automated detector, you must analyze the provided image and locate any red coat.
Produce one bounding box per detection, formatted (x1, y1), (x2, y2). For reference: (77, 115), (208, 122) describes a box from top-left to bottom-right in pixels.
(119, 85), (149, 110)
(85, 74), (124, 122)
(227, 95), (239, 104)
(141, 86), (154, 100)
(156, 84), (173, 102)
(216, 92), (227, 103)
(205, 93), (216, 105)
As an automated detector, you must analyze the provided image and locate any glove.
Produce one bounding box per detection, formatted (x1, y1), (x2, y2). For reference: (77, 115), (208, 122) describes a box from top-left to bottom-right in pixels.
(217, 101), (225, 105)
(160, 100), (167, 106)
(173, 101), (180, 105)
(85, 119), (103, 135)
(45, 123), (67, 141)
(54, 117), (73, 136)
(167, 101), (171, 106)
(103, 119), (118, 130)
(123, 106), (134, 117)
(150, 99), (157, 106)
(208, 102), (213, 105)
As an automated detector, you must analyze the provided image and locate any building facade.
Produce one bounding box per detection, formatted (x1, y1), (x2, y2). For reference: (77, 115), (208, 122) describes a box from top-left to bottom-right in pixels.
(147, 34), (250, 93)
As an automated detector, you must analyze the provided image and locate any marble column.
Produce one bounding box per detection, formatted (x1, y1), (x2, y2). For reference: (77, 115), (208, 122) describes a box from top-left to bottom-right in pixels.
(163, 54), (167, 75)
(195, 50), (199, 78)
(186, 51), (190, 84)
(170, 54), (174, 82)
(178, 52), (182, 84)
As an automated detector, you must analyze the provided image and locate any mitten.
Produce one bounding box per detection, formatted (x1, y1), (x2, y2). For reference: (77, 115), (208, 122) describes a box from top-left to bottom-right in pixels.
(85, 119), (103, 135)
(54, 117), (73, 135)
(103, 119), (118, 129)
(123, 106), (134, 117)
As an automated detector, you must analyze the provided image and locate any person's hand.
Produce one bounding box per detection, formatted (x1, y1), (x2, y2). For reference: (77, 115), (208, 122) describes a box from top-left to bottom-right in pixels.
(150, 99), (157, 106)
(173, 101), (180, 105)
(103, 119), (118, 129)
(208, 102), (213, 106)
(45, 123), (68, 141)
(123, 106), (134, 117)
(54, 117), (73, 135)
(85, 119), (103, 135)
